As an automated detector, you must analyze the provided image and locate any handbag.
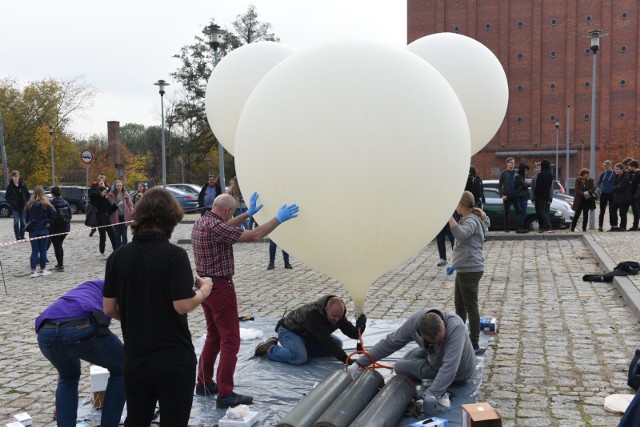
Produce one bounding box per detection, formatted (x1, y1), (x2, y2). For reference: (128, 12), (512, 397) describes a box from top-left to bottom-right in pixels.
(25, 221), (34, 233)
(84, 204), (99, 227)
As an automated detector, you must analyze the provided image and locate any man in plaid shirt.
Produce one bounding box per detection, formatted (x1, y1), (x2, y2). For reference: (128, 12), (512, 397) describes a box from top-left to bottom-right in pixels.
(191, 192), (299, 408)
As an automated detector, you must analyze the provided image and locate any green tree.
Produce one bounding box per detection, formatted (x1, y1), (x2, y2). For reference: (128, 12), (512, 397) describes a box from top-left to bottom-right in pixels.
(169, 4), (276, 183)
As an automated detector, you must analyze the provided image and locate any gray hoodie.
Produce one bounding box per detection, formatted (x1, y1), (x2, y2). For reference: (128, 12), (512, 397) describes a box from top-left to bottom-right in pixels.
(450, 213), (489, 273)
(355, 309), (476, 399)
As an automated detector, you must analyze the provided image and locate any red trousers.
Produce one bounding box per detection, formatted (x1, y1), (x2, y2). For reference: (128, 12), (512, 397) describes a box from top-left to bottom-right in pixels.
(196, 278), (240, 396)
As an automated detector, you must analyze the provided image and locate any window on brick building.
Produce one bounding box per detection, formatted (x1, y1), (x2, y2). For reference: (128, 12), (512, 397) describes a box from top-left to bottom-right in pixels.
(517, 21), (524, 28)
(585, 15), (592, 23)
(584, 81), (591, 88)
(620, 45), (628, 53)
(618, 112), (627, 119)
(621, 12), (629, 20)
(583, 114), (590, 121)
(551, 19), (558, 26)
(517, 53), (524, 60)
(484, 23), (492, 30)
(516, 117), (524, 124)
(620, 79), (627, 87)
(550, 51), (557, 58)
(550, 83), (557, 90)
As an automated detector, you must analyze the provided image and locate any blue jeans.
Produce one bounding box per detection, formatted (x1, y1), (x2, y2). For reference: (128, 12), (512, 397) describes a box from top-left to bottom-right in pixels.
(29, 229), (49, 270)
(516, 197), (528, 230)
(267, 326), (343, 365)
(114, 219), (128, 247)
(12, 208), (26, 240)
(37, 323), (125, 427)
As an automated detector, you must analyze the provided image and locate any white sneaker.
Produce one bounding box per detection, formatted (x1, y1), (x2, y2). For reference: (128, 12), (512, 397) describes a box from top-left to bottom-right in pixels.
(436, 259), (447, 267)
(30, 271), (40, 278)
(40, 269), (52, 276)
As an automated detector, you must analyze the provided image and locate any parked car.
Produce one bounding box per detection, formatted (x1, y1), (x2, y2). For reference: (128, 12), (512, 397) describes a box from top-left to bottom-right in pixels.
(167, 183), (202, 197)
(0, 191), (12, 218)
(130, 186), (199, 214)
(483, 180), (573, 227)
(483, 188), (564, 231)
(57, 186), (88, 214)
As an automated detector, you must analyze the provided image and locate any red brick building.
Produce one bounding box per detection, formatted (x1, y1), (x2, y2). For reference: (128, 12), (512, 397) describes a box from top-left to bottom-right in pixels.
(408, 0), (639, 184)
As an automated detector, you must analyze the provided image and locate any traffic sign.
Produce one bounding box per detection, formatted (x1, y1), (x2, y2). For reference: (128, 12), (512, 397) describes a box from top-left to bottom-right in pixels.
(80, 149), (94, 164)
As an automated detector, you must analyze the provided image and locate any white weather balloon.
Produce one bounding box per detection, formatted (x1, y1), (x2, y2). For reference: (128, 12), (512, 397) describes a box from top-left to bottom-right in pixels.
(234, 41), (471, 313)
(204, 41), (296, 155)
(407, 32), (508, 155)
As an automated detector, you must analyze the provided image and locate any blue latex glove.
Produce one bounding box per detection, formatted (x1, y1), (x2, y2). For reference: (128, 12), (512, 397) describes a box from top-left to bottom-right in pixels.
(446, 266), (455, 276)
(276, 204), (299, 223)
(246, 192), (263, 217)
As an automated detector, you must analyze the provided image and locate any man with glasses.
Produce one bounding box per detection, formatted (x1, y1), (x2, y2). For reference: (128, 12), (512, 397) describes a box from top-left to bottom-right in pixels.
(498, 158), (519, 232)
(198, 175), (222, 217)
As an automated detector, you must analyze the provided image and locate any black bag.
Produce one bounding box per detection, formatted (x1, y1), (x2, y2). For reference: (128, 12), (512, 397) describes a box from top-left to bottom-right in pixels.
(54, 205), (71, 225)
(614, 261), (640, 275)
(25, 221), (34, 233)
(629, 348), (640, 391)
(85, 204), (98, 227)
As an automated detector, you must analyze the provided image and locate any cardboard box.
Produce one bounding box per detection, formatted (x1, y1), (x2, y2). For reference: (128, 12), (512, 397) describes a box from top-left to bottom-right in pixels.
(12, 413), (31, 427)
(92, 391), (105, 409)
(90, 365), (110, 392)
(6, 423), (25, 427)
(410, 416), (449, 426)
(461, 402), (502, 427)
(218, 410), (259, 427)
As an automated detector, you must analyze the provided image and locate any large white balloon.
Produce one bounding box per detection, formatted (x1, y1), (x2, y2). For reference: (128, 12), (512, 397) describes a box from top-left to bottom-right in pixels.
(205, 42), (296, 155)
(235, 41), (470, 313)
(407, 33), (508, 155)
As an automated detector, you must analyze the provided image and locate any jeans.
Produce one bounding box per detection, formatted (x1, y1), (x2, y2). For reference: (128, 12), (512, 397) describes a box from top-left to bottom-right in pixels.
(436, 224), (454, 260)
(197, 278), (240, 396)
(12, 208), (26, 240)
(516, 197), (528, 230)
(29, 229), (49, 270)
(124, 366), (195, 427)
(267, 326), (343, 365)
(37, 323), (125, 427)
(454, 271), (483, 344)
(234, 207), (249, 229)
(599, 192), (616, 228)
(394, 347), (439, 381)
(269, 240), (290, 265)
(502, 196), (520, 231)
(114, 216), (128, 247)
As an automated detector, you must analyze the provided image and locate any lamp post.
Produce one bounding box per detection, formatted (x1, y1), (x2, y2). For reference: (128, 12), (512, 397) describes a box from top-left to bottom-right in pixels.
(180, 142), (185, 183)
(554, 120), (560, 180)
(581, 140), (585, 169)
(203, 23), (226, 191)
(48, 125), (56, 186)
(584, 29), (606, 229)
(565, 104), (571, 192)
(154, 79), (169, 189)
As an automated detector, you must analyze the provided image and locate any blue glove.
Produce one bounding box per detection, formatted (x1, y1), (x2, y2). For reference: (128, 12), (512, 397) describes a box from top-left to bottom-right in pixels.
(276, 204), (299, 223)
(446, 266), (455, 276)
(247, 192), (263, 217)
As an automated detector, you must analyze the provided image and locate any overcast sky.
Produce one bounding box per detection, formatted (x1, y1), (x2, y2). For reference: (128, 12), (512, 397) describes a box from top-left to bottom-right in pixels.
(0, 0), (407, 137)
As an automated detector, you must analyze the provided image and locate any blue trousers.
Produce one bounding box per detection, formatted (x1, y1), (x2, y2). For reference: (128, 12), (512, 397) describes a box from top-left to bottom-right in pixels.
(37, 323), (125, 427)
(267, 326), (343, 365)
(12, 208), (26, 240)
(29, 229), (49, 270)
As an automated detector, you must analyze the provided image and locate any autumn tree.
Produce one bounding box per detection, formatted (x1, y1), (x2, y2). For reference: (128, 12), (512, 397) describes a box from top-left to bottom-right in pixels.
(169, 4), (277, 182)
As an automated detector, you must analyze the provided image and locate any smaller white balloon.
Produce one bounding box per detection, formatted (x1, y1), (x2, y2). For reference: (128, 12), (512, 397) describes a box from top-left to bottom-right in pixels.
(407, 33), (509, 155)
(205, 42), (296, 155)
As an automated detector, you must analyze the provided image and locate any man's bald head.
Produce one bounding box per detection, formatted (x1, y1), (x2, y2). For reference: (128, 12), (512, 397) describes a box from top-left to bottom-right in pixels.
(212, 193), (237, 219)
(325, 297), (345, 325)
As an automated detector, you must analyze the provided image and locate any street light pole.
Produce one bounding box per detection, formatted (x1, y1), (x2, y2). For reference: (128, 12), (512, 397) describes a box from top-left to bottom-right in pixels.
(180, 142), (185, 183)
(585, 29), (606, 229)
(203, 23), (226, 191)
(154, 79), (170, 189)
(565, 104), (571, 192)
(48, 125), (56, 186)
(554, 120), (560, 180)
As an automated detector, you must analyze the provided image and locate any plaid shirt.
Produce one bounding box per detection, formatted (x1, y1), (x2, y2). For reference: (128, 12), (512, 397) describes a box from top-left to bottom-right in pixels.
(192, 211), (243, 277)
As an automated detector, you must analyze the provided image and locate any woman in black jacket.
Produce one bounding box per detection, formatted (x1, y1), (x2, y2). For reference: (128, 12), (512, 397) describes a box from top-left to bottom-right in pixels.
(89, 185), (118, 256)
(49, 186), (72, 271)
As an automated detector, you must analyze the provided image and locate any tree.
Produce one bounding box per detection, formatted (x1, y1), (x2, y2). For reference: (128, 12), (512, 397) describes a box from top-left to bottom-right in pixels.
(169, 4), (276, 183)
(0, 77), (96, 185)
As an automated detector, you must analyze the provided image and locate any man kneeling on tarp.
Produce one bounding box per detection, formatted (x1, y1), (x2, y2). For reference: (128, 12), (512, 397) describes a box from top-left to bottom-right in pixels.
(254, 295), (366, 365)
(347, 309), (476, 415)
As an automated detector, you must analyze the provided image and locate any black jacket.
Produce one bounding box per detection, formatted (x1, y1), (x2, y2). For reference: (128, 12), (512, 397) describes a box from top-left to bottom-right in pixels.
(533, 162), (554, 202)
(198, 182), (222, 208)
(5, 179), (30, 211)
(280, 295), (360, 363)
(613, 173), (632, 205)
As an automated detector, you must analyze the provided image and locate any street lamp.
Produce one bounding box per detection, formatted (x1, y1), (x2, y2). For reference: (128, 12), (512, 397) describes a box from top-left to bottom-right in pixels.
(180, 142), (185, 183)
(554, 119), (560, 180)
(565, 104), (571, 192)
(584, 29), (607, 229)
(48, 125), (56, 186)
(203, 23), (226, 191)
(154, 79), (169, 189)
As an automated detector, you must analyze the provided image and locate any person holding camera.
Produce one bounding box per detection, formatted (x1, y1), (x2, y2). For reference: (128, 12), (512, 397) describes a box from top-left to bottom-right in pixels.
(571, 168), (596, 232)
(35, 279), (125, 427)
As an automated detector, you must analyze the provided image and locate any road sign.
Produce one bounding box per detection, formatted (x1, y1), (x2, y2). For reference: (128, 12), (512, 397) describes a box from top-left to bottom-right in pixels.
(80, 149), (94, 164)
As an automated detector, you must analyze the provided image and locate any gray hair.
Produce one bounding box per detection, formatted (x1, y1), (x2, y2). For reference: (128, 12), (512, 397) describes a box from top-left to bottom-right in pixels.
(419, 312), (445, 340)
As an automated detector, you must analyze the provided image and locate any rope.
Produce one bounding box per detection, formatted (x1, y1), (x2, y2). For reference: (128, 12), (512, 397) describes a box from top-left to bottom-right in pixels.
(345, 329), (394, 371)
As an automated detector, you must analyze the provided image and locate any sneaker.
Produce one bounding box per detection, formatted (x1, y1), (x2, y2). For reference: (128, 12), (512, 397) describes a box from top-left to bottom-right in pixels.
(30, 271), (40, 278)
(543, 229), (555, 233)
(267, 263), (275, 270)
(54, 265), (64, 272)
(217, 392), (253, 409)
(284, 263), (293, 269)
(598, 227), (603, 232)
(436, 259), (446, 267)
(195, 382), (218, 396)
(40, 269), (52, 276)
(609, 226), (619, 232)
(254, 337), (278, 357)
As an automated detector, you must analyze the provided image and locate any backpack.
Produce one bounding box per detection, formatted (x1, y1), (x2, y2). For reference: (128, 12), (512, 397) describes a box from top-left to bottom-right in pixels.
(54, 205), (71, 225)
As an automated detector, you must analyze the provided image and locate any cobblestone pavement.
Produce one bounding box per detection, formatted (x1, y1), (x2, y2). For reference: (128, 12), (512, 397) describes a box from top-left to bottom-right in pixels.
(0, 212), (638, 426)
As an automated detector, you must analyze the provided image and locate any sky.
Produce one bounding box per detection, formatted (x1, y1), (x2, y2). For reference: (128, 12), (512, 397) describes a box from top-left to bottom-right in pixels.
(0, 0), (407, 137)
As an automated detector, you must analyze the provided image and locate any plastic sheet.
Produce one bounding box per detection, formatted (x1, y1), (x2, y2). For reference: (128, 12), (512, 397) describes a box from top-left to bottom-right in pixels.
(78, 317), (490, 426)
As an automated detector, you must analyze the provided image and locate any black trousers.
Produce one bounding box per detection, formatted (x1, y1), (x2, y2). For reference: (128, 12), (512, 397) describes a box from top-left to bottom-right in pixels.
(97, 213), (117, 254)
(502, 196), (520, 231)
(50, 234), (67, 267)
(613, 202), (631, 230)
(535, 200), (552, 230)
(599, 193), (616, 228)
